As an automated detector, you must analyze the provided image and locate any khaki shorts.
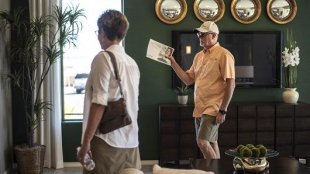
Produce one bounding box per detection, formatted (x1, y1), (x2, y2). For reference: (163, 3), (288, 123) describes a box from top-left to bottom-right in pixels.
(195, 114), (219, 143)
(85, 136), (141, 174)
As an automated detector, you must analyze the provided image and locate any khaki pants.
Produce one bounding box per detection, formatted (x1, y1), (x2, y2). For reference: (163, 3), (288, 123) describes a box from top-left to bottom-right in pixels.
(85, 136), (141, 174)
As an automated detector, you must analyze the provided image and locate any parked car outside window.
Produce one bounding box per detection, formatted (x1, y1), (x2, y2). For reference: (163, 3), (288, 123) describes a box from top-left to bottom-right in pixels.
(74, 73), (88, 94)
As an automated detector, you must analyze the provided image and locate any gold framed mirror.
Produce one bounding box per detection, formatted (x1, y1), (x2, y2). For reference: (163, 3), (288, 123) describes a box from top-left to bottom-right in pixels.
(193, 0), (225, 22)
(155, 0), (188, 24)
(231, 0), (262, 24)
(267, 0), (297, 24)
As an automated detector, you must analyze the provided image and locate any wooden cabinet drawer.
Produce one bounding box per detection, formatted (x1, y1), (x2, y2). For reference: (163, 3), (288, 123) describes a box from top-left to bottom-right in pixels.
(160, 149), (178, 161)
(220, 119), (237, 132)
(238, 132), (256, 144)
(219, 132), (237, 147)
(295, 132), (310, 144)
(257, 132), (274, 148)
(179, 134), (196, 147)
(160, 135), (178, 148)
(160, 107), (179, 120)
(257, 118), (274, 131)
(276, 132), (293, 145)
(180, 120), (195, 133)
(295, 145), (310, 157)
(276, 146), (293, 157)
(160, 121), (178, 133)
(238, 104), (256, 118)
(276, 104), (294, 117)
(179, 148), (200, 160)
(295, 118), (310, 131)
(257, 104), (275, 118)
(238, 118), (256, 131)
(179, 107), (194, 119)
(276, 118), (293, 131)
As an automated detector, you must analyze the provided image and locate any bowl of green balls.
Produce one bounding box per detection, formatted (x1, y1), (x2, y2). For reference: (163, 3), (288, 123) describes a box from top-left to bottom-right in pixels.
(237, 144), (267, 158)
(225, 144), (279, 173)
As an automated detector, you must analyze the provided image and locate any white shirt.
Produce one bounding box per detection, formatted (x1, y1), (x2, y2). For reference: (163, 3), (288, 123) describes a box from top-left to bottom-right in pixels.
(82, 45), (140, 148)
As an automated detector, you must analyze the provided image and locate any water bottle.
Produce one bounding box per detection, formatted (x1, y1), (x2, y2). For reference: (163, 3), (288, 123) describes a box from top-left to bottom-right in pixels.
(77, 147), (95, 171)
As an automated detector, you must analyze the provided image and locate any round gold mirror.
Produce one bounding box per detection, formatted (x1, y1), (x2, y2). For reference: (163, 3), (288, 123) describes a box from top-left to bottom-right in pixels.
(155, 0), (188, 24)
(267, 0), (297, 24)
(193, 0), (225, 22)
(231, 0), (262, 24)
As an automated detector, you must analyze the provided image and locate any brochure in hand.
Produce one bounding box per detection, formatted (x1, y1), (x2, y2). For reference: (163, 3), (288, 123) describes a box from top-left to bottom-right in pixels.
(146, 39), (174, 66)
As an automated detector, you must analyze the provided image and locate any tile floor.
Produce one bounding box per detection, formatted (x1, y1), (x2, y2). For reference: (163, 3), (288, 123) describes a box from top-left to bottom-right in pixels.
(43, 165), (153, 174)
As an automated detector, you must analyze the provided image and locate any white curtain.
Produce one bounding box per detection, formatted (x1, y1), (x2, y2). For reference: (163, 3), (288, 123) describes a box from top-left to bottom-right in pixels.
(28, 0), (64, 169)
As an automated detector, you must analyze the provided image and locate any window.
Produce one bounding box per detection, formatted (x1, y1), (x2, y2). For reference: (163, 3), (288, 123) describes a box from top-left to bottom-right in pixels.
(62, 0), (122, 120)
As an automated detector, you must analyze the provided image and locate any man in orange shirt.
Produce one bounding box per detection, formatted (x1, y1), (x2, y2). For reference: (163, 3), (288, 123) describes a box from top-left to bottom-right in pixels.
(167, 21), (235, 159)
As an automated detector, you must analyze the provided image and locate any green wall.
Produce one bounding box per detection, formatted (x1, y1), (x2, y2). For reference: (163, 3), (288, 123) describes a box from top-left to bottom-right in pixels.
(63, 0), (310, 161)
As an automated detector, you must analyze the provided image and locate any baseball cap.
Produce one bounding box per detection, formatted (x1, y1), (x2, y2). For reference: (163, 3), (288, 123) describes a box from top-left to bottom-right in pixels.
(194, 21), (219, 34)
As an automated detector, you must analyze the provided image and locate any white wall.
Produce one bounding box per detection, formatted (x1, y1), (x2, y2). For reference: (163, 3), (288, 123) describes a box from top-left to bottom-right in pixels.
(0, 0), (13, 173)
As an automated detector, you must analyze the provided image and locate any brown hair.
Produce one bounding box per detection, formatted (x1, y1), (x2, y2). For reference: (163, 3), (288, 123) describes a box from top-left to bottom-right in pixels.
(97, 9), (129, 41)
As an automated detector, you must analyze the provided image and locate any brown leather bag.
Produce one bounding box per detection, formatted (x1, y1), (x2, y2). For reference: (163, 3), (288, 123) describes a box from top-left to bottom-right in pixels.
(97, 51), (132, 134)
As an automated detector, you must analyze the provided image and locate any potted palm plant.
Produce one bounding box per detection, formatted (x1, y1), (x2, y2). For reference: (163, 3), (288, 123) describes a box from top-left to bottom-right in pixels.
(174, 85), (191, 105)
(0, 5), (85, 174)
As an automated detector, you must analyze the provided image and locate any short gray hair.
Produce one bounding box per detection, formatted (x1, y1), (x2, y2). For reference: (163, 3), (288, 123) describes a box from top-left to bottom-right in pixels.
(97, 9), (129, 41)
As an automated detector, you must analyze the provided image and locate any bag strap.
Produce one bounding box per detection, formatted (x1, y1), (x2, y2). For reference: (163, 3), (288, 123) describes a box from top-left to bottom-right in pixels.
(105, 51), (124, 97)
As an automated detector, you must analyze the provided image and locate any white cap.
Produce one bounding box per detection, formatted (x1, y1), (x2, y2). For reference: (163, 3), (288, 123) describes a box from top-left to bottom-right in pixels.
(195, 21), (219, 34)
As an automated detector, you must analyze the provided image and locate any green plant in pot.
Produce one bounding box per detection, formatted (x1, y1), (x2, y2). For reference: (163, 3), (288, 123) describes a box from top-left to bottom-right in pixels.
(0, 5), (85, 174)
(174, 85), (191, 104)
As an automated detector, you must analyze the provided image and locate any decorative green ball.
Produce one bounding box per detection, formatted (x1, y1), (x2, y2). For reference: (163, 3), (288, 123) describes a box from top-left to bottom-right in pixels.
(256, 144), (265, 149)
(259, 146), (267, 157)
(241, 147), (253, 157)
(246, 144), (255, 149)
(251, 147), (261, 157)
(237, 145), (245, 153)
(238, 147), (244, 157)
(235, 144), (269, 158)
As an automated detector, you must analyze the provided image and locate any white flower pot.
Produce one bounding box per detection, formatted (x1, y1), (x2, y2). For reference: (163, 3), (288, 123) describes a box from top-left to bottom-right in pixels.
(177, 95), (188, 105)
(282, 88), (299, 104)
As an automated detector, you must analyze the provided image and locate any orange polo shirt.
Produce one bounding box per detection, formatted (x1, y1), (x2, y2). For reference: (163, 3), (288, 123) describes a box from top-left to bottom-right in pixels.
(186, 43), (235, 117)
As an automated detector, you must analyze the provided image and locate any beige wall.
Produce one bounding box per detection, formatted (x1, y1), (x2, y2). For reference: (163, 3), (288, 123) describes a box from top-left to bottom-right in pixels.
(0, 0), (13, 173)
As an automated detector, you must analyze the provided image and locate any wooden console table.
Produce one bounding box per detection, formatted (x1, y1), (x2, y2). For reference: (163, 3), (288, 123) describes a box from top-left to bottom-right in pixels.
(190, 157), (310, 174)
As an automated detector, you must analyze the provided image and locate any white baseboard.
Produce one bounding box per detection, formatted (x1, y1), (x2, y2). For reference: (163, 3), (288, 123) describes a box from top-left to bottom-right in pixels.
(64, 160), (158, 168)
(64, 162), (82, 168)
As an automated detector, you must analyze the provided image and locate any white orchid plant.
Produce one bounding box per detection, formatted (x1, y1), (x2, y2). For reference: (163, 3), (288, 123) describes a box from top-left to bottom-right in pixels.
(282, 30), (300, 88)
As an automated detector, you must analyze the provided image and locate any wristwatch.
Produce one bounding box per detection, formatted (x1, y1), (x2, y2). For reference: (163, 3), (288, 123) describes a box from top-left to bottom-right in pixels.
(219, 109), (227, 115)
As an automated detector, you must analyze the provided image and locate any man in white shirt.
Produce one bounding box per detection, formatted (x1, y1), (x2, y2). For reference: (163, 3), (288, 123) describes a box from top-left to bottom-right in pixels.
(77, 9), (141, 174)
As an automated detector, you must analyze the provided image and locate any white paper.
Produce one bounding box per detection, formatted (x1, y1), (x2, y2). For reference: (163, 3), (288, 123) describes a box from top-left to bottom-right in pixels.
(146, 39), (174, 66)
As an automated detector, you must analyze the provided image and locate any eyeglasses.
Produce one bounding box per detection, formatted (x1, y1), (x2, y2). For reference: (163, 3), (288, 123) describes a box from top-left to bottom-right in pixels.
(197, 32), (211, 38)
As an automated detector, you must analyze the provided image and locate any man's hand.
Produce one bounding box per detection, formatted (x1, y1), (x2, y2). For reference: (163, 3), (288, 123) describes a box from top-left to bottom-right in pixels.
(166, 55), (176, 65)
(77, 143), (91, 165)
(216, 113), (226, 124)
